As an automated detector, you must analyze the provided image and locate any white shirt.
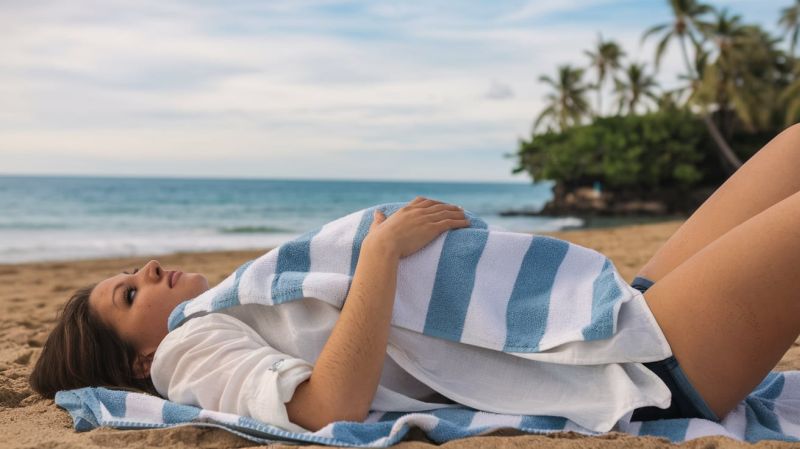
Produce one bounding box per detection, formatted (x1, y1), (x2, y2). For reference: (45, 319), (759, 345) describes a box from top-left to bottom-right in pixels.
(151, 291), (673, 433)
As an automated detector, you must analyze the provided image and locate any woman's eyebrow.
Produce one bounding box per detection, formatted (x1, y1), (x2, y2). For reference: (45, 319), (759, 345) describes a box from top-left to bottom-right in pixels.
(111, 282), (123, 309)
(111, 269), (135, 308)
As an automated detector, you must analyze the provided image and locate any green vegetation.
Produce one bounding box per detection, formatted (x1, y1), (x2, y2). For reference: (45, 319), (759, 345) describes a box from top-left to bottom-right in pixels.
(520, 106), (706, 192)
(512, 0), (800, 213)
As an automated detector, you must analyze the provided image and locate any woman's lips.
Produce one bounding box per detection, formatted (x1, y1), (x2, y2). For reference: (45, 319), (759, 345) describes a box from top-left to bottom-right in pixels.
(170, 270), (182, 288)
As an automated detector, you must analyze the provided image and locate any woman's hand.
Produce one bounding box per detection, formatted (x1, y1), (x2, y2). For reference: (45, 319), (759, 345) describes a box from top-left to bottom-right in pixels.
(365, 196), (470, 259)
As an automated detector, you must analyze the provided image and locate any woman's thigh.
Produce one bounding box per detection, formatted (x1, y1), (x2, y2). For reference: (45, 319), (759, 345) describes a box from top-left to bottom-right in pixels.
(642, 188), (800, 420)
(637, 124), (800, 283)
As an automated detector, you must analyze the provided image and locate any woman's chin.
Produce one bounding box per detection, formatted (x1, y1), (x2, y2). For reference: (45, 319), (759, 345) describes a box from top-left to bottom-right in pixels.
(194, 273), (210, 292)
(179, 272), (210, 298)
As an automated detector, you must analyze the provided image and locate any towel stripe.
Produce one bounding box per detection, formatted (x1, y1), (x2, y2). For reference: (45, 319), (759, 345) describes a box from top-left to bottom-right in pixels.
(423, 228), (488, 341)
(639, 419), (690, 442)
(582, 259), (623, 341)
(745, 372), (786, 441)
(538, 245), (606, 349)
(519, 414), (571, 431)
(350, 208), (378, 276)
(277, 229), (316, 273)
(460, 231), (532, 350)
(310, 210), (362, 275)
(104, 392), (127, 417)
(272, 229), (317, 303)
(394, 231), (447, 333)
(504, 236), (569, 352)
(239, 251), (279, 304)
(162, 401), (201, 423)
(429, 408), (478, 441)
(211, 259), (254, 310)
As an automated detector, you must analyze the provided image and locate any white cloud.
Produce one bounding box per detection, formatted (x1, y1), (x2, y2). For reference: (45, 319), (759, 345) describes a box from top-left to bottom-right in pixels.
(495, 0), (620, 23)
(0, 0), (785, 182)
(485, 81), (515, 100)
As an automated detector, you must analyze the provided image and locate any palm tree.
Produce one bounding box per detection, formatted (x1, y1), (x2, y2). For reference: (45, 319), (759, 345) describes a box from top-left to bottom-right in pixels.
(696, 8), (749, 135)
(697, 7), (747, 60)
(533, 65), (591, 133)
(731, 26), (786, 132)
(644, 0), (743, 174)
(675, 47), (710, 106)
(697, 12), (786, 134)
(779, 0), (800, 58)
(613, 63), (660, 115)
(641, 0), (711, 76)
(584, 34), (626, 117)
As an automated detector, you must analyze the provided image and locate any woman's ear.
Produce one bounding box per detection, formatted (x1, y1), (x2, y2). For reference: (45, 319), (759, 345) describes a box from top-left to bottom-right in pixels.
(132, 352), (154, 379)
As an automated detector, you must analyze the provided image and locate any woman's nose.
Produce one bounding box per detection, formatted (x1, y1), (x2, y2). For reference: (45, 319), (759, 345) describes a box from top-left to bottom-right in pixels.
(144, 260), (162, 280)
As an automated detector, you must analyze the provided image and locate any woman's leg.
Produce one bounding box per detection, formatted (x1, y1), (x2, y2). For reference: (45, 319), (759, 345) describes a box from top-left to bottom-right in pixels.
(637, 124), (800, 283)
(642, 188), (800, 420)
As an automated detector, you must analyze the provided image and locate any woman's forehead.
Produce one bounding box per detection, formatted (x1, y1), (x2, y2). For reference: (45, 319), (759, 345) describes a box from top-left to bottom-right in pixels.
(90, 274), (122, 314)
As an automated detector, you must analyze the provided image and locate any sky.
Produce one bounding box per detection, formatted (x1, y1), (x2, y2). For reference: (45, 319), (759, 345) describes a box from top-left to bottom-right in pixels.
(0, 0), (791, 183)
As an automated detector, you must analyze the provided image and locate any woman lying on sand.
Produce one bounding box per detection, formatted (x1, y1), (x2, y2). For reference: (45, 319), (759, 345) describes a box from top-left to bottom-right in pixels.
(28, 124), (800, 432)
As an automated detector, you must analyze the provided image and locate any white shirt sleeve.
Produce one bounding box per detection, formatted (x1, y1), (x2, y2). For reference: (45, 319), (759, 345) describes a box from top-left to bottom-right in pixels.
(150, 312), (315, 433)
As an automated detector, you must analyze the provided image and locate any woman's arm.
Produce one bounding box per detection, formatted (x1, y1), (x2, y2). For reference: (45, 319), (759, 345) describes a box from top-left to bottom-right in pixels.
(286, 236), (400, 431)
(286, 197), (468, 431)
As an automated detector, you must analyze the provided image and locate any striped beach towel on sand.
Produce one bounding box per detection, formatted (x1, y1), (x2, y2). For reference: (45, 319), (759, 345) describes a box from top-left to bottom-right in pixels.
(55, 201), (800, 445)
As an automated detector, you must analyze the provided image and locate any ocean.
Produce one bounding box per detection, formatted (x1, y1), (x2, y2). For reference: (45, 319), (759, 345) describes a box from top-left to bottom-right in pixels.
(0, 175), (662, 264)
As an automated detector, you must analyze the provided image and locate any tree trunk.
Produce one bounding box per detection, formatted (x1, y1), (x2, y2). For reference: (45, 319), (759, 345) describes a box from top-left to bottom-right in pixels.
(702, 114), (743, 175)
(679, 35), (695, 79)
(679, 36), (743, 178)
(597, 83), (602, 118)
(553, 181), (567, 204)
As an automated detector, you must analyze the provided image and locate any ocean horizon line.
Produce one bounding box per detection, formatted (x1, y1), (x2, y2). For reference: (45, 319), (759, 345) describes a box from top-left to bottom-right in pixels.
(0, 172), (537, 186)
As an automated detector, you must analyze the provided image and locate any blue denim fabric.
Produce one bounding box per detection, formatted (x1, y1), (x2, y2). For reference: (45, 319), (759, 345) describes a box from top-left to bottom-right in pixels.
(630, 276), (721, 422)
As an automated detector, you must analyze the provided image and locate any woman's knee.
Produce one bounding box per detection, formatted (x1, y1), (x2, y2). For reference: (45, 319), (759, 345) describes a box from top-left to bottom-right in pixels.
(783, 123), (800, 141)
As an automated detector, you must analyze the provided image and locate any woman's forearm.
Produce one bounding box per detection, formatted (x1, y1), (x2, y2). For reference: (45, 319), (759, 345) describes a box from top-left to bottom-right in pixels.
(307, 236), (400, 422)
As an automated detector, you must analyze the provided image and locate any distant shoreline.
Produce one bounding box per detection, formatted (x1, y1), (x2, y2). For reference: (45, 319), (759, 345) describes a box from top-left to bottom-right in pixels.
(547, 213), (688, 232)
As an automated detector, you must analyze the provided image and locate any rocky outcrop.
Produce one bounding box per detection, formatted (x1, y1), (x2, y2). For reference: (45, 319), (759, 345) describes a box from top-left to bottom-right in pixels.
(500, 186), (716, 218)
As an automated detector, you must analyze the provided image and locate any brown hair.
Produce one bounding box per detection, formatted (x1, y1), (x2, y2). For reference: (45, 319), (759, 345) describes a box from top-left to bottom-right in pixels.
(29, 284), (160, 399)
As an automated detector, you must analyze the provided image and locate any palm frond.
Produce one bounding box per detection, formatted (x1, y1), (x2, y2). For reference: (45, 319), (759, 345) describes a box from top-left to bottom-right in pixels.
(653, 32), (674, 70)
(641, 23), (670, 44)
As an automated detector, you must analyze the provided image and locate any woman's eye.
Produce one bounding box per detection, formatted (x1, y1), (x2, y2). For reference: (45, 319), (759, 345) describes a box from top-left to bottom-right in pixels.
(125, 287), (136, 305)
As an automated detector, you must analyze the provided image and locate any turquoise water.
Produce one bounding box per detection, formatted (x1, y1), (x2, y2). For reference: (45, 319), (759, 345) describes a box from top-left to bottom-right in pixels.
(0, 175), (579, 263)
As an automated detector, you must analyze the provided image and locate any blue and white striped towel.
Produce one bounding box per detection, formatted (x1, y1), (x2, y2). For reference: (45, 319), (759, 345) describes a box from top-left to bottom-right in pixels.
(168, 201), (638, 354)
(55, 370), (800, 445)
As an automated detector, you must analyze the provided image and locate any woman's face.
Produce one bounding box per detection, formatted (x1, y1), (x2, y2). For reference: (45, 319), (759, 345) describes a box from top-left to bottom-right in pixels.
(88, 259), (209, 367)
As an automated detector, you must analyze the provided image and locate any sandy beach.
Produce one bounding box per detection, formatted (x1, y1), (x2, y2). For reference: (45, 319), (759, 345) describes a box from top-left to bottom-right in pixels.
(2, 219), (798, 449)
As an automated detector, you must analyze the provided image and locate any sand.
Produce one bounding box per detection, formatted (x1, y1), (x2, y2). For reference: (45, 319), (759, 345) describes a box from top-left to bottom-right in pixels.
(1, 219), (798, 449)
